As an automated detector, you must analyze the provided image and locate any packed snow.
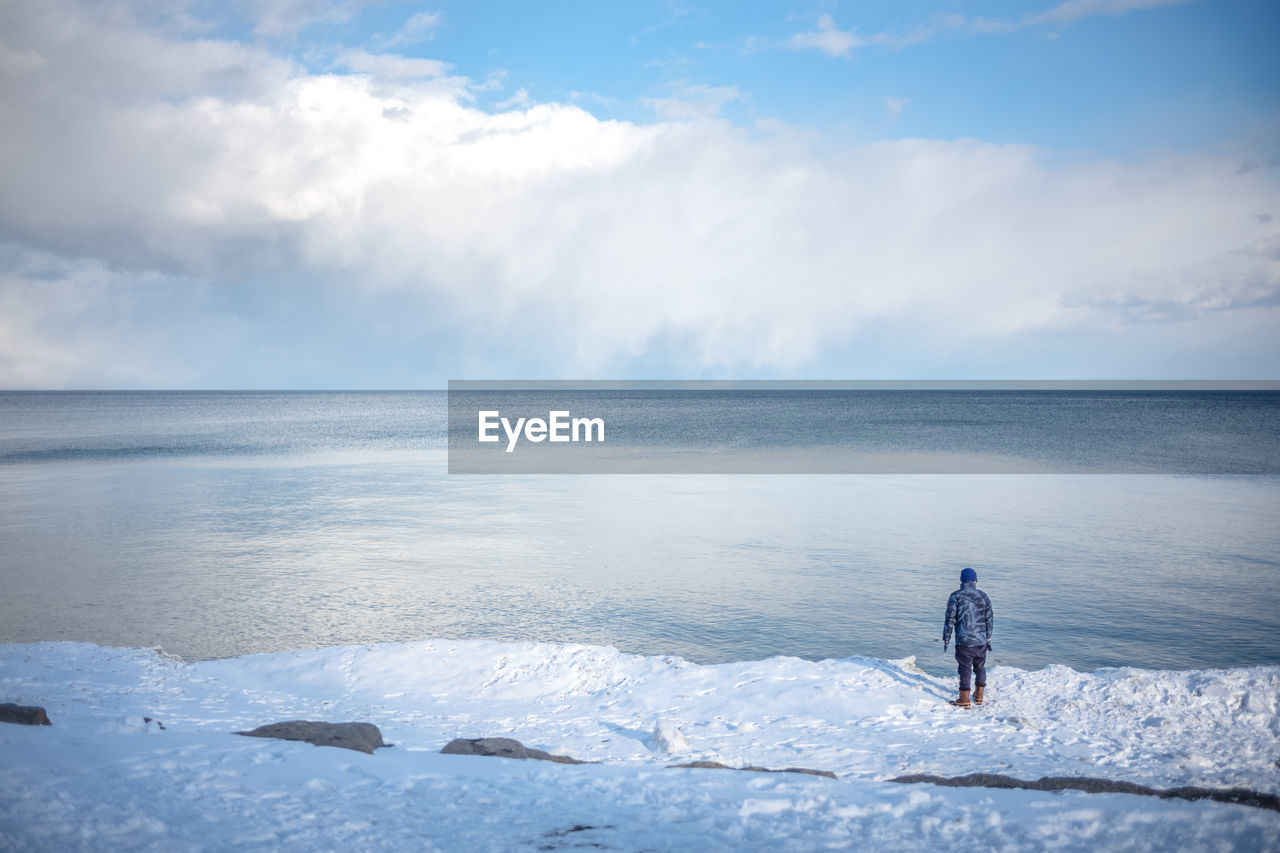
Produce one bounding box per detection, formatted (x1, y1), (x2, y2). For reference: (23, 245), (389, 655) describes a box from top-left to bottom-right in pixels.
(1, 640), (1277, 851)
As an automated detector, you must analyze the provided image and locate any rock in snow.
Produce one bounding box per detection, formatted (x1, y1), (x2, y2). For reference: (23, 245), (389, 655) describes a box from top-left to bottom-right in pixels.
(891, 772), (1280, 813)
(0, 703), (51, 726)
(441, 736), (587, 764)
(671, 759), (838, 780)
(234, 721), (386, 754)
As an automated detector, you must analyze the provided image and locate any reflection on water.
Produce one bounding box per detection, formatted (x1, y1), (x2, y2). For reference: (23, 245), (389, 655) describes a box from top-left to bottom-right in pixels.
(4, 455), (1279, 675)
(1, 392), (1278, 675)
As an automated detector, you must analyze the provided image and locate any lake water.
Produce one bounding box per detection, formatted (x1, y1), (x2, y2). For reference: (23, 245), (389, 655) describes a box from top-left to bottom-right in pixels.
(2, 390), (1278, 677)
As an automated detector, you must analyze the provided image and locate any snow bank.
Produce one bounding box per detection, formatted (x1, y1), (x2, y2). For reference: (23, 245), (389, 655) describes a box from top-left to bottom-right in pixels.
(1, 640), (1277, 851)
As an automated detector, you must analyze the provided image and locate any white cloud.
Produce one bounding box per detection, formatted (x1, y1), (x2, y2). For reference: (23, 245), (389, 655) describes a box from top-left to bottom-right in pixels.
(475, 69), (508, 92)
(0, 0), (1276, 385)
(884, 97), (908, 119)
(496, 88), (532, 110)
(569, 90), (617, 110)
(788, 0), (1197, 57)
(382, 10), (442, 48)
(787, 14), (860, 58)
(644, 84), (741, 120)
(0, 246), (227, 388)
(787, 13), (963, 56)
(336, 49), (454, 81)
(244, 0), (373, 37)
(1027, 0), (1196, 28)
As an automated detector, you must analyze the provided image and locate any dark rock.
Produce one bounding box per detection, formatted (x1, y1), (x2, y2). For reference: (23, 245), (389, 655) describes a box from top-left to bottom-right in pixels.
(670, 760), (837, 780)
(767, 767), (840, 780)
(671, 760), (736, 771)
(1035, 776), (1155, 796)
(889, 773), (1280, 813)
(441, 737), (587, 764)
(234, 721), (386, 754)
(892, 772), (1024, 790)
(0, 703), (51, 726)
(1161, 786), (1280, 812)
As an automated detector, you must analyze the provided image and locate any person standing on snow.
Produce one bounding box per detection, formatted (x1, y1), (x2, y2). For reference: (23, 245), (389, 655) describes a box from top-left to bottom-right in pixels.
(943, 567), (993, 709)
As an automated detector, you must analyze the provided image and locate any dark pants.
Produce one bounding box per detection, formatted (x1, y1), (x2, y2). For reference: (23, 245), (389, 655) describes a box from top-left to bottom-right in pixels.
(955, 645), (987, 692)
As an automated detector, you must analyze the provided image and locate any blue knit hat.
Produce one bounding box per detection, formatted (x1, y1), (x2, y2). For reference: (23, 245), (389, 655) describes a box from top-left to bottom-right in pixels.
(961, 567), (977, 583)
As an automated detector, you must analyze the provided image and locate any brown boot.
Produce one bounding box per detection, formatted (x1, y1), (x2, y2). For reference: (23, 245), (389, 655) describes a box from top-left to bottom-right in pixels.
(950, 689), (971, 709)
(973, 685), (985, 706)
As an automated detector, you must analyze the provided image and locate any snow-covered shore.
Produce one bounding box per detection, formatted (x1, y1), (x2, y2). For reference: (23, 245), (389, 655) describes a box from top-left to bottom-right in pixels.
(2, 640), (1277, 851)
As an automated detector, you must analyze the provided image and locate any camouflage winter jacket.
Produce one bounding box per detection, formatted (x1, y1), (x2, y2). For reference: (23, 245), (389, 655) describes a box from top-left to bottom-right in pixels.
(943, 581), (993, 648)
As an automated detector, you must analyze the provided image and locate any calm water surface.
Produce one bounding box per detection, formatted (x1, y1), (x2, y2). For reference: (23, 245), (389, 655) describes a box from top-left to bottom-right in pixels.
(1, 391), (1277, 676)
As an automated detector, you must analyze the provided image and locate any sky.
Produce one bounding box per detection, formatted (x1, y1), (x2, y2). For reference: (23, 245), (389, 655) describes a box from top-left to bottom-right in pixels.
(0, 0), (1277, 388)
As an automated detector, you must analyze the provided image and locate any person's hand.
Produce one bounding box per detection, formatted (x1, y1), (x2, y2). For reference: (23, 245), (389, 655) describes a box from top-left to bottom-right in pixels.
(986, 640), (992, 651)
(943, 642), (948, 652)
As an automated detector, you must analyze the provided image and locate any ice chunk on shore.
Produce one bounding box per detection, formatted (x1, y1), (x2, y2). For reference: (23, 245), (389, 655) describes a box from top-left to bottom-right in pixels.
(651, 718), (693, 755)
